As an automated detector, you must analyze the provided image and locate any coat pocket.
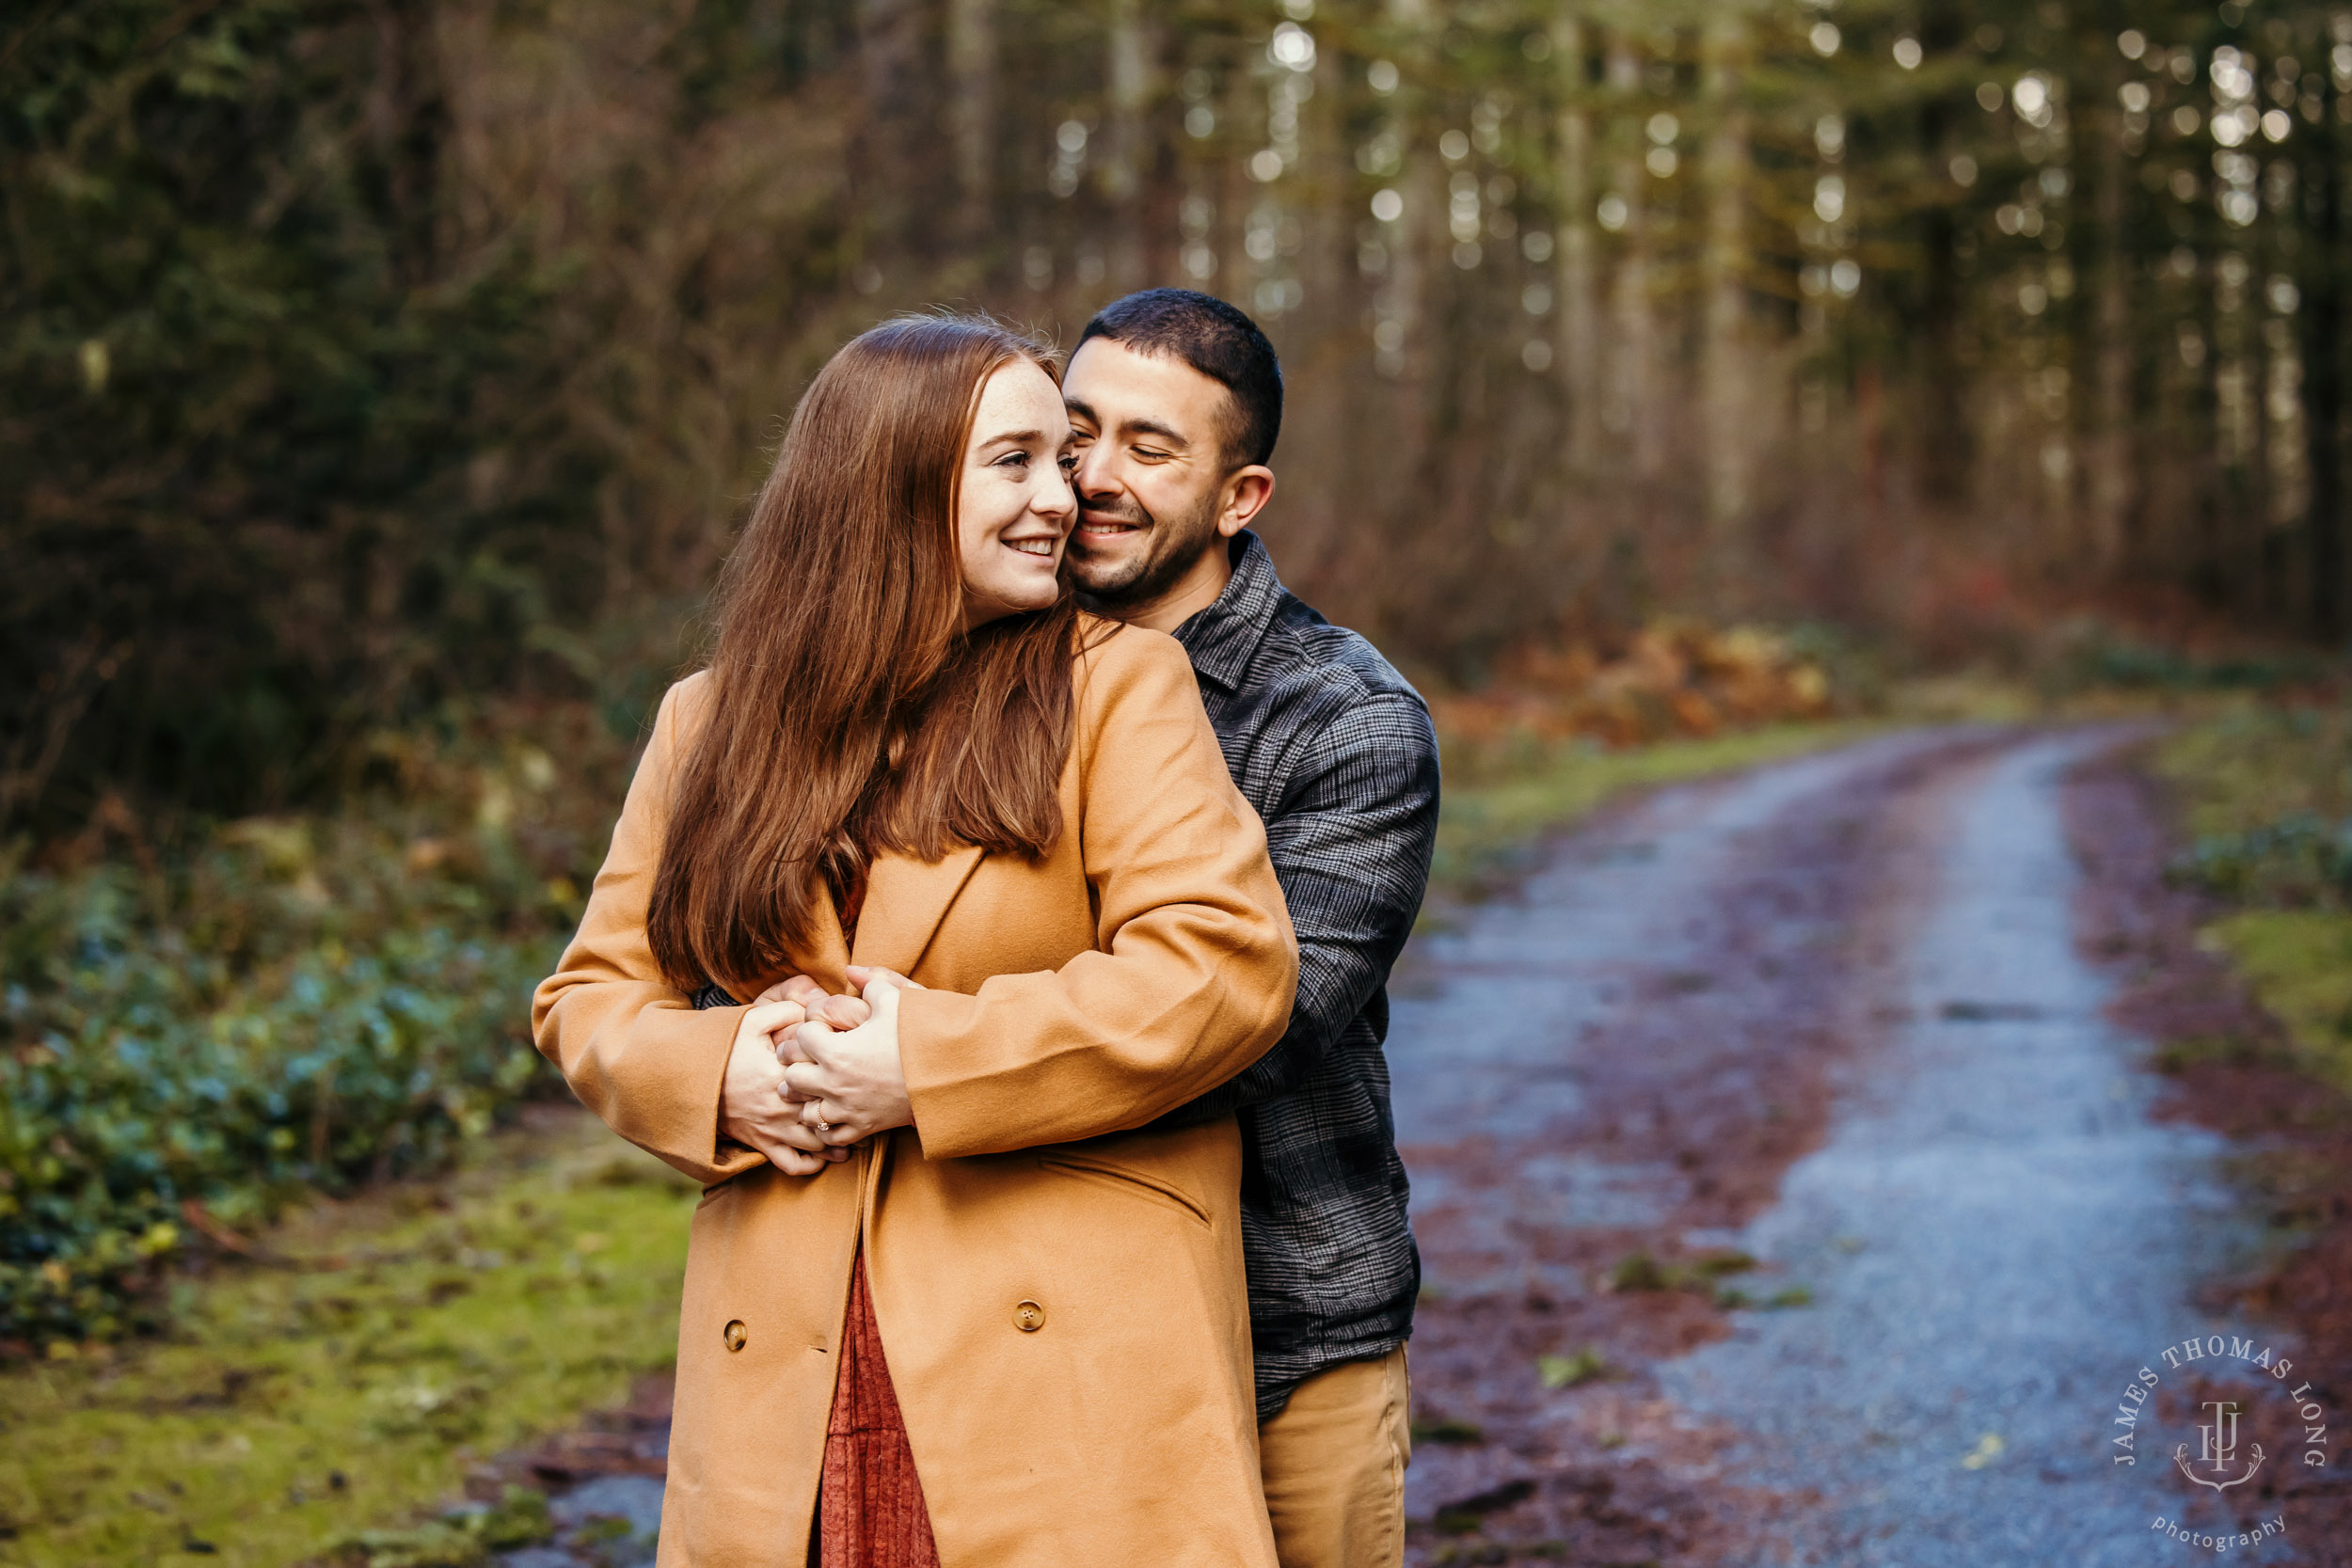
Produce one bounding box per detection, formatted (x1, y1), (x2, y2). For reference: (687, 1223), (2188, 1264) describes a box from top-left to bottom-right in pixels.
(1038, 1153), (1214, 1229)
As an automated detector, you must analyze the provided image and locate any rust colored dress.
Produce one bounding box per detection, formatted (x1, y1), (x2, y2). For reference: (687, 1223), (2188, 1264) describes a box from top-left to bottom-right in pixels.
(813, 871), (942, 1568)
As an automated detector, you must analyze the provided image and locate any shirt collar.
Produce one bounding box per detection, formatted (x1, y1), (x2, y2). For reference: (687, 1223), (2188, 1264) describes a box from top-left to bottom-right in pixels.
(1173, 531), (1283, 692)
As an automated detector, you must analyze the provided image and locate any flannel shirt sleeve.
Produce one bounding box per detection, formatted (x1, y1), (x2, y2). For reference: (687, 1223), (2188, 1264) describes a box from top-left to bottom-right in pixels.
(1156, 687), (1438, 1125)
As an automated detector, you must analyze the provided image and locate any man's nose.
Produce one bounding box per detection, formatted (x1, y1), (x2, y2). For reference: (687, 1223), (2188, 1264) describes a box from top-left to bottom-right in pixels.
(1073, 440), (1120, 500)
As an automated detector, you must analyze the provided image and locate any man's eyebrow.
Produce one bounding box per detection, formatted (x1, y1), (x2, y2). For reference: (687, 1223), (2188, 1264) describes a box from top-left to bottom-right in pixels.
(1115, 417), (1190, 449)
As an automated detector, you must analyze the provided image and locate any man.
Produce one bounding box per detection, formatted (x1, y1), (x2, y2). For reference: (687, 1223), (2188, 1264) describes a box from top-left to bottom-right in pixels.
(1062, 288), (1438, 1568)
(770, 290), (1437, 1563)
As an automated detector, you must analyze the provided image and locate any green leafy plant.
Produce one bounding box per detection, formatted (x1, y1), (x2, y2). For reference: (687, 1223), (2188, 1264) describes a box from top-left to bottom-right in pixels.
(0, 718), (628, 1348)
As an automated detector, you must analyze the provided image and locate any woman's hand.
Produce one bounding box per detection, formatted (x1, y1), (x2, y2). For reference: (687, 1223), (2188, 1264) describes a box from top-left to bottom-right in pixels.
(754, 965), (921, 1031)
(783, 974), (919, 1146)
(752, 974), (871, 1030)
(718, 1001), (851, 1175)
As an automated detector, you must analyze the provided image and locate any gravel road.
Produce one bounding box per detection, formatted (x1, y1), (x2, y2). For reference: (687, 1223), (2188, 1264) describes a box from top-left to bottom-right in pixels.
(1391, 727), (2325, 1567)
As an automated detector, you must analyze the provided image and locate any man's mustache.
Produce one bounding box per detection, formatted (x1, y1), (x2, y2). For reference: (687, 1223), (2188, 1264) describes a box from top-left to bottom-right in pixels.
(1078, 496), (1152, 531)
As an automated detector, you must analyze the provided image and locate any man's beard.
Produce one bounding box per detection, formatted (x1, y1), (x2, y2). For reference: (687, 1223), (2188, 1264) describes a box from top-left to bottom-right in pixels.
(1071, 489), (1224, 610)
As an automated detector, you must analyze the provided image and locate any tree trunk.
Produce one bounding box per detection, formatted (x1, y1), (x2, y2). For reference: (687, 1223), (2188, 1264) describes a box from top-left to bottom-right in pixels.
(2088, 5), (2132, 582)
(1384, 0), (1436, 388)
(1915, 4), (1969, 507)
(2308, 68), (2345, 640)
(1551, 7), (1600, 470)
(1604, 32), (1660, 480)
(1103, 0), (1153, 291)
(945, 0), (996, 244)
(856, 0), (923, 252)
(1698, 9), (1752, 591)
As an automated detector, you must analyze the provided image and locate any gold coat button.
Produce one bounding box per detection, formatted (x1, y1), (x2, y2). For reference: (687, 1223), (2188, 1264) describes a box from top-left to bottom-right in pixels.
(1012, 1300), (1045, 1333)
(723, 1319), (748, 1353)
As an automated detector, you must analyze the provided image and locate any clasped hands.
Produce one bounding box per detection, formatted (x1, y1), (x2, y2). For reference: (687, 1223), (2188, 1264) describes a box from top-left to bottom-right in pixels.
(718, 965), (920, 1177)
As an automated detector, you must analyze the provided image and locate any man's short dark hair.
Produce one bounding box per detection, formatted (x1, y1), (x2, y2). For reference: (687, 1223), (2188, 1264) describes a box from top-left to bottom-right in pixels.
(1074, 288), (1282, 469)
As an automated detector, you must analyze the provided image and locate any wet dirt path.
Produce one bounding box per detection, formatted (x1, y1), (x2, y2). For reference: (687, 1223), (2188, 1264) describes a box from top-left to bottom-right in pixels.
(1390, 727), (2290, 1567)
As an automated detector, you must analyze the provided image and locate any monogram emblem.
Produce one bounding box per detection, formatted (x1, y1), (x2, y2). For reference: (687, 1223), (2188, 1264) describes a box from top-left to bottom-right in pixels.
(2175, 1400), (2266, 1492)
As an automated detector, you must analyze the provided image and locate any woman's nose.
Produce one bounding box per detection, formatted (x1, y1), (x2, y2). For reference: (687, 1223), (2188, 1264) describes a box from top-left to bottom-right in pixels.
(1039, 467), (1078, 522)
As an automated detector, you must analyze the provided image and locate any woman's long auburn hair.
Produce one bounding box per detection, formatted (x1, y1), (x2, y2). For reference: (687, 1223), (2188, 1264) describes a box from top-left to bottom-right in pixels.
(647, 315), (1096, 994)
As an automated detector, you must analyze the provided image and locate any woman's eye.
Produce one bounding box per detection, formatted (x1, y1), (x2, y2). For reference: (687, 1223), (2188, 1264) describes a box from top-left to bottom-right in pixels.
(995, 451), (1030, 469)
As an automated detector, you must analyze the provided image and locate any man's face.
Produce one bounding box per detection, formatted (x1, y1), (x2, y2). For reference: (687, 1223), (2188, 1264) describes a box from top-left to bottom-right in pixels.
(1062, 339), (1233, 609)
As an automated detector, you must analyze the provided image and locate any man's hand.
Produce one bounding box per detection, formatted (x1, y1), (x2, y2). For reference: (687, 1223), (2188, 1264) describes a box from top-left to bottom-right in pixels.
(783, 974), (918, 1145)
(718, 1001), (851, 1175)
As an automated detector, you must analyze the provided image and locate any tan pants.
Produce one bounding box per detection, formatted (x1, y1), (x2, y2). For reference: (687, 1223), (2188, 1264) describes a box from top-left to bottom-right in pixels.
(1257, 1348), (1412, 1568)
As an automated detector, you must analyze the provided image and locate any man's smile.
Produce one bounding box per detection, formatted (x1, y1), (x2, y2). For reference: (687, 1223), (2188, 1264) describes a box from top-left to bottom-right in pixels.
(1077, 512), (1146, 540)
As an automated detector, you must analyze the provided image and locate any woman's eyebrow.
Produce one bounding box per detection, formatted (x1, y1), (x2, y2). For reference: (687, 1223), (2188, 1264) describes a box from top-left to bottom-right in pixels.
(977, 428), (1048, 449)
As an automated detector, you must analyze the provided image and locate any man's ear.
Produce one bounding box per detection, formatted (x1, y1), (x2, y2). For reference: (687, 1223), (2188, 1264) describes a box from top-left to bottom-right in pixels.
(1217, 466), (1277, 537)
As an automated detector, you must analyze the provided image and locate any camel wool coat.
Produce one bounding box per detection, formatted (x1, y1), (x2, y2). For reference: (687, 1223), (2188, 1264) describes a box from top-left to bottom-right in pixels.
(532, 621), (1298, 1568)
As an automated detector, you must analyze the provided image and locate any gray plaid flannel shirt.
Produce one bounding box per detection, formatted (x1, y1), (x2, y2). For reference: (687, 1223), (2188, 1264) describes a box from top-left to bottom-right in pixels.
(692, 533), (1437, 1420)
(1156, 531), (1438, 1419)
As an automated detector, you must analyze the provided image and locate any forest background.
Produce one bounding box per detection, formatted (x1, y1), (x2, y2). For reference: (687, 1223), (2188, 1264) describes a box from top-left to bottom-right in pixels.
(6, 0), (2351, 1388)
(12, 0), (2349, 834)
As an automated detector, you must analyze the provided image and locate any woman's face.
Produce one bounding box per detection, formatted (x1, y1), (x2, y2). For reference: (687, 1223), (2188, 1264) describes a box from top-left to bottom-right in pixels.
(957, 359), (1078, 630)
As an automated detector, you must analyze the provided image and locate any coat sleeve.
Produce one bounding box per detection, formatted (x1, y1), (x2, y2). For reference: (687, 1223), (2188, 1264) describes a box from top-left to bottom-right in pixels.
(897, 629), (1299, 1159)
(530, 675), (765, 1187)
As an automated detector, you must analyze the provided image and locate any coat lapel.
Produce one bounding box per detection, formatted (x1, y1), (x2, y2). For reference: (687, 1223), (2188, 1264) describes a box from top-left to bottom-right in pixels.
(853, 845), (986, 979)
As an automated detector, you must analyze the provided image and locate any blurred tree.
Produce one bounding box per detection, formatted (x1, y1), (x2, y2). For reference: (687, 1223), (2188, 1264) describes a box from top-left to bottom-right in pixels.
(1, 0), (583, 830)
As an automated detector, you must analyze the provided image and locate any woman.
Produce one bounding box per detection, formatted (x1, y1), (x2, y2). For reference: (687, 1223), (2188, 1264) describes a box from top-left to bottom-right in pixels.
(532, 315), (1297, 1567)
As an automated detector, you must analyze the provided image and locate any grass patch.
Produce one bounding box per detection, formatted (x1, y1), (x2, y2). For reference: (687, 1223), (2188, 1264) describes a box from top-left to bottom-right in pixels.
(0, 1109), (694, 1567)
(1431, 721), (1883, 900)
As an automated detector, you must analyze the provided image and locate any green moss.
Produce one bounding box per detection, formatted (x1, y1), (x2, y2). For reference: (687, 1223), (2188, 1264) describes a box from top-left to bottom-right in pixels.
(2152, 701), (2352, 1093)
(0, 1113), (692, 1567)
(1431, 721), (1880, 901)
(2153, 702), (2352, 909)
(1535, 1348), (1611, 1390)
(2204, 911), (2352, 1091)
